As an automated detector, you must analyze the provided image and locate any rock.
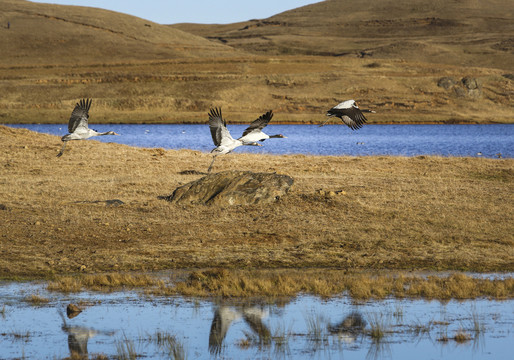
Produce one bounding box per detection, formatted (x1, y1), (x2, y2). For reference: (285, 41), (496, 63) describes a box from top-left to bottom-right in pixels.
(0, 204), (7, 210)
(104, 199), (124, 207)
(502, 73), (514, 81)
(162, 170), (294, 205)
(66, 303), (82, 319)
(437, 77), (457, 90)
(438, 76), (482, 98)
(460, 76), (482, 98)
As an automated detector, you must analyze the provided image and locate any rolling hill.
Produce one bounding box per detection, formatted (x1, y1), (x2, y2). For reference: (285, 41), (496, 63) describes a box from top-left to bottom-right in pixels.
(0, 0), (512, 124)
(0, 0), (238, 65)
(172, 0), (514, 71)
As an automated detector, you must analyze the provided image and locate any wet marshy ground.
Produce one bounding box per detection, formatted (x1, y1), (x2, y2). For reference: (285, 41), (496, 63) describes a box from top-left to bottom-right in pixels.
(1, 281), (512, 359)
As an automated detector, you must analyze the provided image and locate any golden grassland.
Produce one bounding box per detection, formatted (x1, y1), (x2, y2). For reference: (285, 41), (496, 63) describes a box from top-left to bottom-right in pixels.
(1, 56), (512, 124)
(1, 125), (513, 298)
(173, 0), (514, 72)
(1, 0), (512, 124)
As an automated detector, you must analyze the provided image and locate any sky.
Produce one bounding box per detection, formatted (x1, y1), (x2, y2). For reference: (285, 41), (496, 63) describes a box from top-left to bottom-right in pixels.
(29, 0), (322, 24)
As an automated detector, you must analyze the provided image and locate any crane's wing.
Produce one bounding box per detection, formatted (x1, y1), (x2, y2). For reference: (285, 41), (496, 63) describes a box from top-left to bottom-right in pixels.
(240, 110), (273, 137)
(209, 107), (233, 146)
(243, 311), (271, 345)
(68, 98), (92, 133)
(327, 106), (367, 130)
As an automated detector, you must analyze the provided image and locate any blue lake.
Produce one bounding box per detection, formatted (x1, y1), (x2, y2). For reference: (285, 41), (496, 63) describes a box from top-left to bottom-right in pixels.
(7, 124), (513, 158)
(1, 281), (513, 360)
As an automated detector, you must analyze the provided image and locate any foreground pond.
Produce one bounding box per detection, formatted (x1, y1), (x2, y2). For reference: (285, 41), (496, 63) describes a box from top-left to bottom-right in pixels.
(1, 281), (512, 359)
(7, 124), (513, 158)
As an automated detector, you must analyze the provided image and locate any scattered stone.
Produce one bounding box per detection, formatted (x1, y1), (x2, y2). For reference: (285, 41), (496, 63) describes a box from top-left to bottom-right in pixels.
(179, 169), (207, 175)
(66, 303), (82, 319)
(316, 189), (346, 197)
(162, 170), (294, 206)
(437, 76), (482, 98)
(74, 199), (124, 206)
(104, 199), (124, 206)
(437, 77), (457, 90)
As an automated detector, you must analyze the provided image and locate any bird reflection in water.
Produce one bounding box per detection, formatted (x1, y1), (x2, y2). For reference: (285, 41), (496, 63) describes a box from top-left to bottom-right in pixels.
(208, 303), (270, 355)
(59, 307), (115, 358)
(328, 311), (367, 344)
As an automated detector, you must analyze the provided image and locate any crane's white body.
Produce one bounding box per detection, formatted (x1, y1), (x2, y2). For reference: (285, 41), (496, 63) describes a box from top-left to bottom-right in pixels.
(57, 99), (118, 157)
(208, 107), (262, 172)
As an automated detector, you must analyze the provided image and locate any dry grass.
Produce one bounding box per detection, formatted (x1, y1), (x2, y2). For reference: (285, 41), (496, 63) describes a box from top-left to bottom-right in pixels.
(0, 56), (512, 124)
(173, 0), (514, 71)
(0, 0), (512, 124)
(0, 125), (513, 286)
(45, 270), (514, 300)
(25, 293), (50, 305)
(160, 269), (514, 299)
(48, 273), (164, 292)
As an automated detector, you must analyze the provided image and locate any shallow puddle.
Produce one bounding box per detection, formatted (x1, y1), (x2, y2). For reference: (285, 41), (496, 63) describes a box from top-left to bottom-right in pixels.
(0, 281), (512, 359)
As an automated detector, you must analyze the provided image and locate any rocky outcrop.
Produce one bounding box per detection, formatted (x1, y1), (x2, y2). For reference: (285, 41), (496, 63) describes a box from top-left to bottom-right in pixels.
(437, 76), (482, 98)
(162, 170), (294, 205)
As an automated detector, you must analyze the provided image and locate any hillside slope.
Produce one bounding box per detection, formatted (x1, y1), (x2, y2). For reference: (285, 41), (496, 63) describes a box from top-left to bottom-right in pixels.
(172, 0), (514, 70)
(0, 0), (238, 65)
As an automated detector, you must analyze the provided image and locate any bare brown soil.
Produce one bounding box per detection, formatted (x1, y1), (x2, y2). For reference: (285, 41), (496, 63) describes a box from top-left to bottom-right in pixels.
(1, 125), (513, 280)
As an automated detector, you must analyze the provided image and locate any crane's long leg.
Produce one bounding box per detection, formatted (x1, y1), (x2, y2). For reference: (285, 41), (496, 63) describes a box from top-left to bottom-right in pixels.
(56, 141), (68, 157)
(207, 155), (217, 173)
(318, 117), (332, 127)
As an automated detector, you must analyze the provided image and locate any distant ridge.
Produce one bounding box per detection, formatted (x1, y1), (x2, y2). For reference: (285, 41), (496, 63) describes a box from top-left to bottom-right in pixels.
(172, 0), (514, 70)
(0, 0), (238, 65)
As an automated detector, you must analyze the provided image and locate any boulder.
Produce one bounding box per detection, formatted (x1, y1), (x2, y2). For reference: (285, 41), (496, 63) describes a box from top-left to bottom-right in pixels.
(162, 170), (294, 205)
(437, 76), (482, 98)
(437, 77), (457, 90)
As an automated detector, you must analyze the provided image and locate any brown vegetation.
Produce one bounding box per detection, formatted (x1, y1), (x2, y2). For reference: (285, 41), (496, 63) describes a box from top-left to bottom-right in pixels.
(173, 0), (514, 71)
(1, 126), (513, 284)
(46, 270), (514, 300)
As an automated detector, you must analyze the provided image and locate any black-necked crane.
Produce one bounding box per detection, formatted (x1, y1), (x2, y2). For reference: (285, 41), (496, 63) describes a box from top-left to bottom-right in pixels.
(320, 100), (375, 129)
(57, 99), (119, 157)
(238, 110), (286, 144)
(208, 107), (262, 173)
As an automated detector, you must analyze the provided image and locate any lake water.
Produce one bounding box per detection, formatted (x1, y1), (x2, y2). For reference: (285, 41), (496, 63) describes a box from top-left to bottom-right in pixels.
(1, 281), (513, 360)
(6, 124), (513, 158)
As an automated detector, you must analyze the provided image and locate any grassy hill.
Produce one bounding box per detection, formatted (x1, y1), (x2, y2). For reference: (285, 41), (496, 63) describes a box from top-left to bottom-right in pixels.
(0, 0), (237, 65)
(0, 0), (512, 124)
(173, 0), (514, 71)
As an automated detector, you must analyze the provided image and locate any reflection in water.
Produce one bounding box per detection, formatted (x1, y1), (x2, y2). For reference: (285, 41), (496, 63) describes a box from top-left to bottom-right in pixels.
(208, 303), (270, 355)
(59, 310), (114, 358)
(328, 311), (366, 344)
(0, 281), (513, 360)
